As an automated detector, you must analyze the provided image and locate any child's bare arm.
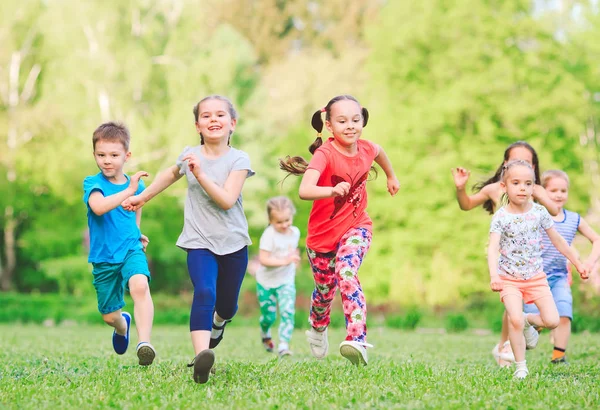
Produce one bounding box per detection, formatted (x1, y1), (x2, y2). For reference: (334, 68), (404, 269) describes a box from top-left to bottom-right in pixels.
(374, 146), (400, 196)
(453, 173), (495, 211)
(532, 185), (559, 216)
(546, 227), (588, 278)
(258, 249), (300, 268)
(299, 169), (349, 200)
(578, 217), (600, 270)
(122, 165), (181, 211)
(487, 232), (503, 291)
(88, 171), (148, 216)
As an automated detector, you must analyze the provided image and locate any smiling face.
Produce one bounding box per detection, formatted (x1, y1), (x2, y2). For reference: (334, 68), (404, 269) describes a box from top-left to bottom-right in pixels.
(545, 176), (569, 209)
(269, 207), (293, 234)
(501, 164), (535, 206)
(325, 99), (364, 148)
(195, 98), (237, 143)
(93, 140), (130, 181)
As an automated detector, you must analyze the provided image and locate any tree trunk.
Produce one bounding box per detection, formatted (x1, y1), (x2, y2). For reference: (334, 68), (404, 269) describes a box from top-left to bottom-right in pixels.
(0, 206), (16, 291)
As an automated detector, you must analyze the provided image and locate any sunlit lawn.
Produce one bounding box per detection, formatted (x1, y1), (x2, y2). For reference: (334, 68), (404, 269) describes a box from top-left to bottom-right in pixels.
(1, 325), (599, 409)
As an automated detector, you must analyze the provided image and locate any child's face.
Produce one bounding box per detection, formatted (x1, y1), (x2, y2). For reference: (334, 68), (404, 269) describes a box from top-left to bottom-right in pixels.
(269, 208), (293, 234)
(501, 165), (535, 206)
(93, 140), (130, 180)
(545, 177), (569, 208)
(195, 99), (236, 143)
(506, 146), (534, 168)
(325, 100), (363, 147)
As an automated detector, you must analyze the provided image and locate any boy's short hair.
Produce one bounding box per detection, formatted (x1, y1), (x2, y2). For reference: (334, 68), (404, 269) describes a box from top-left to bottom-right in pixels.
(541, 169), (570, 188)
(93, 122), (130, 151)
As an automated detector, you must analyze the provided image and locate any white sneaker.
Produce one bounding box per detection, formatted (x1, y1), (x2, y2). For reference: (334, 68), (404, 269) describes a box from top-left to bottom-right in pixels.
(513, 368), (529, 379)
(523, 314), (539, 350)
(339, 340), (373, 366)
(305, 328), (328, 359)
(492, 341), (515, 364)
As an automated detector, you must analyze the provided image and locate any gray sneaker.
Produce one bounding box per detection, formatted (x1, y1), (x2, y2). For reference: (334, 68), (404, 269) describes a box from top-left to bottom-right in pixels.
(136, 342), (156, 366)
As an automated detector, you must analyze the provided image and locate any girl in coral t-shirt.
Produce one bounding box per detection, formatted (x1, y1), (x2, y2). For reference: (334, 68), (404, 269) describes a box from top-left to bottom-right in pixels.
(280, 94), (400, 366)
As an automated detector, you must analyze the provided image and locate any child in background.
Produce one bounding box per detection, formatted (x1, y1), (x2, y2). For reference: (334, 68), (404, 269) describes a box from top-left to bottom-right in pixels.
(487, 160), (588, 379)
(524, 170), (600, 363)
(83, 122), (156, 366)
(280, 94), (400, 366)
(255, 196), (301, 357)
(122, 95), (254, 384)
(451, 141), (559, 367)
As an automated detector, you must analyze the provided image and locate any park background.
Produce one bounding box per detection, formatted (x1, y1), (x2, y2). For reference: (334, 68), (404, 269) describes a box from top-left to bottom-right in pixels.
(2, 0), (600, 334)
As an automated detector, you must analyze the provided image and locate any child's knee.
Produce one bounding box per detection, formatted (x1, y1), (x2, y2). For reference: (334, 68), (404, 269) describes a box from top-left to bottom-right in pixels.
(544, 314), (560, 330)
(509, 315), (524, 331)
(102, 311), (120, 325)
(129, 277), (149, 299)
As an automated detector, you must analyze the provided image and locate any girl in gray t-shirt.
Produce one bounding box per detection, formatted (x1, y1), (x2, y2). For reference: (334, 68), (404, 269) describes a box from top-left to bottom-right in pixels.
(121, 95), (254, 384)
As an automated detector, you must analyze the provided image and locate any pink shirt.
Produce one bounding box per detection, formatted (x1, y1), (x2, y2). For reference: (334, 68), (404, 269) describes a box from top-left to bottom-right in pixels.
(306, 138), (379, 252)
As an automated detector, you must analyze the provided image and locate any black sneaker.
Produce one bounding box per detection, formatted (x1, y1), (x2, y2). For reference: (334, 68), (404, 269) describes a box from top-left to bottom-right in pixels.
(551, 356), (568, 365)
(209, 319), (230, 349)
(187, 350), (215, 384)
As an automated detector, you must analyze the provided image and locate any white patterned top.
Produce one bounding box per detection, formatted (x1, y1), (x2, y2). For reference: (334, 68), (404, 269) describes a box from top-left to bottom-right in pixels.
(490, 203), (554, 280)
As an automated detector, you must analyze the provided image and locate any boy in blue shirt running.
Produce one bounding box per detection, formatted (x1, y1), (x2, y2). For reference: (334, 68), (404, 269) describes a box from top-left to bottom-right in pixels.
(83, 122), (156, 365)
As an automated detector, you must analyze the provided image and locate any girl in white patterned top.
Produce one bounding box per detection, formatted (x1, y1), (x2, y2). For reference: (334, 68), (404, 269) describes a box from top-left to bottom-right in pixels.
(487, 160), (588, 379)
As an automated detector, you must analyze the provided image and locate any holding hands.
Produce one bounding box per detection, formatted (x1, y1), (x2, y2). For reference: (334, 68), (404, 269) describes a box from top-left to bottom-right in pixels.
(129, 171), (149, 192)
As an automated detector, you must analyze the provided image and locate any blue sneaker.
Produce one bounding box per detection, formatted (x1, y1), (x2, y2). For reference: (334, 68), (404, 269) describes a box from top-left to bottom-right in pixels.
(112, 312), (131, 355)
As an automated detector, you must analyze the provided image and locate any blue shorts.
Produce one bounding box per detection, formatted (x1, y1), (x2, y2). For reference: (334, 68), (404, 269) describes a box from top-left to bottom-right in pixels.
(92, 248), (151, 314)
(524, 275), (572, 320)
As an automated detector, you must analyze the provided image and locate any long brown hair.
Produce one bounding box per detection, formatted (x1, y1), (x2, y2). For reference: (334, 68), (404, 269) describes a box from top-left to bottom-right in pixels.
(473, 141), (541, 214)
(279, 95), (370, 175)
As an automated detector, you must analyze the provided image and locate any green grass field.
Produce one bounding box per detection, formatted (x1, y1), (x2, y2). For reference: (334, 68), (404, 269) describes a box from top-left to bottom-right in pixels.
(1, 325), (599, 409)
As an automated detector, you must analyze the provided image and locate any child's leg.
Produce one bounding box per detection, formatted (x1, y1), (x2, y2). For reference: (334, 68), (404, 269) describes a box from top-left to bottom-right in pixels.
(548, 276), (572, 361)
(276, 283), (296, 349)
(552, 317), (571, 359)
(213, 246), (248, 321)
(306, 249), (338, 331)
(187, 249), (219, 354)
(257, 283), (277, 336)
(128, 274), (154, 343)
(102, 310), (128, 334)
(93, 263), (127, 334)
(503, 294), (527, 363)
(524, 296), (560, 330)
(335, 228), (372, 343)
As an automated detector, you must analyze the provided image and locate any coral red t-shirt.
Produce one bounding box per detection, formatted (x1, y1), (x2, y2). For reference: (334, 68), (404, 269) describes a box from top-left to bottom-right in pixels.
(306, 138), (380, 252)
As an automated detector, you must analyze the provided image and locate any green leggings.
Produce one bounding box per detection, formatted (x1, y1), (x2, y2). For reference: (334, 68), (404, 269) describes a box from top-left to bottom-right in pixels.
(257, 282), (296, 344)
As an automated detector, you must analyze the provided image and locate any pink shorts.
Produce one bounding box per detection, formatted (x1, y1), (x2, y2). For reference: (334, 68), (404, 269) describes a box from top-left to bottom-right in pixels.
(499, 272), (552, 304)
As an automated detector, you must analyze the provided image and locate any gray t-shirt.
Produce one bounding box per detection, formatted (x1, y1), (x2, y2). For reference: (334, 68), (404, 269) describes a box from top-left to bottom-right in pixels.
(175, 145), (255, 255)
(255, 225), (301, 288)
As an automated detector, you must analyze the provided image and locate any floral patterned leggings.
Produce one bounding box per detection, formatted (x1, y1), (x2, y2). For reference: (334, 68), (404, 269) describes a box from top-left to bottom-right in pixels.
(306, 227), (372, 343)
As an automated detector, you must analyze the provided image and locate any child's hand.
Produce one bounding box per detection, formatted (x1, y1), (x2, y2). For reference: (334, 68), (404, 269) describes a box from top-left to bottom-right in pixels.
(129, 171), (149, 192)
(387, 176), (400, 196)
(140, 234), (149, 252)
(451, 167), (470, 190)
(181, 153), (203, 180)
(331, 181), (350, 197)
(575, 261), (589, 280)
(122, 195), (145, 211)
(287, 248), (301, 265)
(490, 275), (504, 292)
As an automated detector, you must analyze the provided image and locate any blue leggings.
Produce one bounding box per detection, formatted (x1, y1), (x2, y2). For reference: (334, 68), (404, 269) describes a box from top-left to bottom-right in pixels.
(187, 246), (248, 331)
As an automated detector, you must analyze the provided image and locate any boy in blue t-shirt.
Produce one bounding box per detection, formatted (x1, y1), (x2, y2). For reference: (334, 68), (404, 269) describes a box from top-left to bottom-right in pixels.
(83, 122), (156, 366)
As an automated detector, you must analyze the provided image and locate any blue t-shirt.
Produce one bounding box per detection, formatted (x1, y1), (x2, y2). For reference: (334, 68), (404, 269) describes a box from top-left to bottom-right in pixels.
(83, 172), (145, 263)
(542, 209), (580, 278)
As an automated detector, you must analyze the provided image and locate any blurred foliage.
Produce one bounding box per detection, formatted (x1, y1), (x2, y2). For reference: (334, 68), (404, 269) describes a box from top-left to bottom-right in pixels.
(0, 0), (599, 310)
